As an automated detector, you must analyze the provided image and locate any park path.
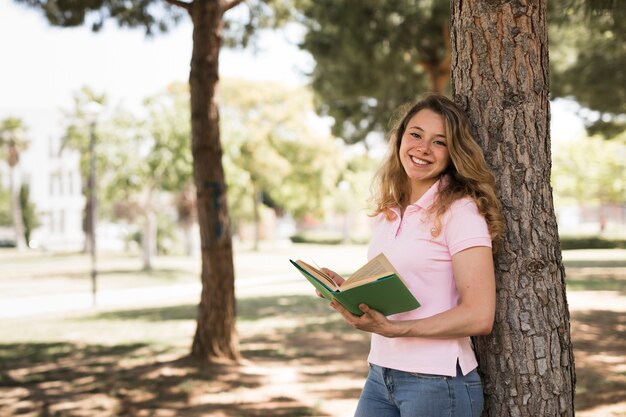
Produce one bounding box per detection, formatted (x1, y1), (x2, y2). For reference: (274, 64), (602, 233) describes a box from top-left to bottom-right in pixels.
(0, 244), (363, 319)
(1, 245), (624, 318)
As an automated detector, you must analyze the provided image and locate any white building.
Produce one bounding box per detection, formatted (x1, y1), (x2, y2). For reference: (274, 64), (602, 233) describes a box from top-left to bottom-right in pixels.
(1, 112), (85, 252)
(30, 135), (85, 251)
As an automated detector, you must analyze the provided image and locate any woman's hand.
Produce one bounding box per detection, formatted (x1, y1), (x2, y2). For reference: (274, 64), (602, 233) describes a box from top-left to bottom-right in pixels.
(329, 300), (401, 338)
(320, 268), (345, 286)
(315, 268), (345, 297)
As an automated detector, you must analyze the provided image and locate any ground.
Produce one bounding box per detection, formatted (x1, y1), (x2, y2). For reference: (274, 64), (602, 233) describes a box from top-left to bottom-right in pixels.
(0, 245), (624, 416)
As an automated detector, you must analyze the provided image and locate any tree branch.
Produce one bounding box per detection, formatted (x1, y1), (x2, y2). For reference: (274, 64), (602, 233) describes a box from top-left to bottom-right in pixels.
(164, 0), (192, 12)
(221, 0), (245, 13)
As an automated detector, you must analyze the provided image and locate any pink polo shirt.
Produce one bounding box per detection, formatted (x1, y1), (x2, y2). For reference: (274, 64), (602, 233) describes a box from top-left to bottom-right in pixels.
(367, 180), (492, 377)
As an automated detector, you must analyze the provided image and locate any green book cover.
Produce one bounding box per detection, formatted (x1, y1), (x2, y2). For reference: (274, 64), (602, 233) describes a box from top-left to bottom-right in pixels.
(289, 255), (420, 316)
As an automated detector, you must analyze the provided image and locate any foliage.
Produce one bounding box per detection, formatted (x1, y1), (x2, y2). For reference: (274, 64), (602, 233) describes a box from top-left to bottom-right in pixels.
(0, 187), (10, 226)
(289, 231), (343, 245)
(552, 135), (626, 207)
(143, 84), (194, 192)
(220, 78), (344, 221)
(296, 0), (450, 144)
(19, 184), (39, 244)
(104, 85), (194, 262)
(126, 211), (180, 255)
(60, 87), (109, 204)
(0, 117), (30, 167)
(293, 0), (624, 144)
(13, 0), (185, 34)
(332, 152), (379, 215)
(549, 0), (626, 138)
(103, 85), (193, 204)
(0, 116), (30, 249)
(0, 184), (39, 243)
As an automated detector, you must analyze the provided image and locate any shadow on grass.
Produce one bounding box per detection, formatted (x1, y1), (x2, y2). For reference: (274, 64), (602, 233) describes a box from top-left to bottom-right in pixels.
(0, 341), (291, 416)
(571, 309), (626, 411)
(13, 294), (626, 415)
(0, 295), (370, 416)
(86, 294), (345, 327)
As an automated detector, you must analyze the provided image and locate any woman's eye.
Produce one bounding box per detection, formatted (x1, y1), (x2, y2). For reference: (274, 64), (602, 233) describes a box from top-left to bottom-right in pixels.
(411, 133), (421, 139)
(434, 140), (447, 146)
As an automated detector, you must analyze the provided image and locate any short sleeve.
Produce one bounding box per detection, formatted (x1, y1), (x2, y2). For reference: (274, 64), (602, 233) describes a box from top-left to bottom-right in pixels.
(443, 198), (492, 256)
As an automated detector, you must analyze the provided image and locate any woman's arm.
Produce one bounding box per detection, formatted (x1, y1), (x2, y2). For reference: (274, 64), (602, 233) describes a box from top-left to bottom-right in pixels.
(330, 246), (496, 338)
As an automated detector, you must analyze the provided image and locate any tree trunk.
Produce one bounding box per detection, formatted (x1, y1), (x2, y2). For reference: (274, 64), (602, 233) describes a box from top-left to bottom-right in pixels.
(418, 22), (451, 94)
(189, 0), (240, 362)
(142, 210), (156, 271)
(82, 198), (92, 254)
(450, 2), (576, 416)
(183, 221), (195, 256)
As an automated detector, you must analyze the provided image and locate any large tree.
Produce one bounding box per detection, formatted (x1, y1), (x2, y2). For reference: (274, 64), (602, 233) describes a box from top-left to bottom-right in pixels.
(451, 1), (575, 415)
(16, 0), (288, 361)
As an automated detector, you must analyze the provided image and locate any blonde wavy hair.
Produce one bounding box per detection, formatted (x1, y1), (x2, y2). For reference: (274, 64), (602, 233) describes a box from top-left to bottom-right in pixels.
(370, 94), (504, 246)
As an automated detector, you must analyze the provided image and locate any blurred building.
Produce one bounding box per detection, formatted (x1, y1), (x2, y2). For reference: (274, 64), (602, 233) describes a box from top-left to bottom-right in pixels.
(0, 130), (85, 252)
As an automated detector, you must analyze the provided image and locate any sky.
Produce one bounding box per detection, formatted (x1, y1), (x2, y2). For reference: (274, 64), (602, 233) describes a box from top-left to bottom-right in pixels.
(0, 0), (584, 146)
(0, 0), (312, 142)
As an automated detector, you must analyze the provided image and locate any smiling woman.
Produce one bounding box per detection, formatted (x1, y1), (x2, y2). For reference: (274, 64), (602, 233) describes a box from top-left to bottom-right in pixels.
(317, 94), (504, 417)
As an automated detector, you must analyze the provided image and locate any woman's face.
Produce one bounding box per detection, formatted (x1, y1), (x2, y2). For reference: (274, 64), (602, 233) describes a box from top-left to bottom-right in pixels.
(399, 108), (451, 201)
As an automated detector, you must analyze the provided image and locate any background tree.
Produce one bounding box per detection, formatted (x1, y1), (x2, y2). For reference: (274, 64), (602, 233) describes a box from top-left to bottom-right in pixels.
(0, 186), (11, 229)
(19, 184), (39, 245)
(61, 87), (108, 254)
(296, 0), (450, 144)
(104, 86), (194, 270)
(451, 1), (575, 415)
(552, 135), (626, 231)
(221, 78), (343, 249)
(330, 152), (379, 243)
(15, 0), (293, 362)
(549, 0), (626, 139)
(0, 116), (30, 250)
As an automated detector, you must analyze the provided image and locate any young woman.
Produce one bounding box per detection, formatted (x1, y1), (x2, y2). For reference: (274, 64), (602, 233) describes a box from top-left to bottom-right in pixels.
(322, 94), (504, 417)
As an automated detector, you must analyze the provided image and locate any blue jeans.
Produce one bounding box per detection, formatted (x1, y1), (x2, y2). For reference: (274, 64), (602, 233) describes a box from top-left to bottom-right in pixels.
(354, 363), (484, 417)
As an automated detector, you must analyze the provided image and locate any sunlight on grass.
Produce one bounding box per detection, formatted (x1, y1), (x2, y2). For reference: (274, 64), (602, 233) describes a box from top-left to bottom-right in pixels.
(1, 247), (626, 416)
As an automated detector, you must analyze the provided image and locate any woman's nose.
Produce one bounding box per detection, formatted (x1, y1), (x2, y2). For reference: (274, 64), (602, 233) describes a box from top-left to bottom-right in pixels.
(416, 141), (431, 153)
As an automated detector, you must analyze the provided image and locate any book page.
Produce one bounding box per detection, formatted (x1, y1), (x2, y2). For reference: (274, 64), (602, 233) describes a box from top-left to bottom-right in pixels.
(341, 253), (396, 288)
(295, 260), (340, 291)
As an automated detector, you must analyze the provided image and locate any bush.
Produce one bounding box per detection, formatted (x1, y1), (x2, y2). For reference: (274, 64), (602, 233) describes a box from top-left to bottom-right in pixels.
(290, 231), (344, 245)
(560, 236), (626, 250)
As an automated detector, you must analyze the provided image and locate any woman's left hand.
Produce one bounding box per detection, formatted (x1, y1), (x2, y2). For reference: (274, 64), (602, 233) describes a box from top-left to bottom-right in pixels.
(329, 300), (400, 338)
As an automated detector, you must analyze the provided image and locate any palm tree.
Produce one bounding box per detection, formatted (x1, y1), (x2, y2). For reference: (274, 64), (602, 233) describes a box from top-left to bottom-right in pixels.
(0, 117), (30, 250)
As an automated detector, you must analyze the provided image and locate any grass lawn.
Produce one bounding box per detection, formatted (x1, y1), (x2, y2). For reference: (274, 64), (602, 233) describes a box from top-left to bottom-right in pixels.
(0, 247), (625, 416)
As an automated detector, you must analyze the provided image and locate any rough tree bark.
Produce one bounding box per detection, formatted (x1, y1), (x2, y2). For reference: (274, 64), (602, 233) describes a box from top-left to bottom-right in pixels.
(188, 0), (241, 362)
(450, 1), (576, 416)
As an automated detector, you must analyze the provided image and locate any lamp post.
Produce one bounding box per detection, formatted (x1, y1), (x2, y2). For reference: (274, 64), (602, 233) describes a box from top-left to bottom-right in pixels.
(85, 101), (101, 307)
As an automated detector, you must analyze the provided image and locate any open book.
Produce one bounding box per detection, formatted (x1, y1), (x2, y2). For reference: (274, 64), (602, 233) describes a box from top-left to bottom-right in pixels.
(290, 253), (420, 316)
